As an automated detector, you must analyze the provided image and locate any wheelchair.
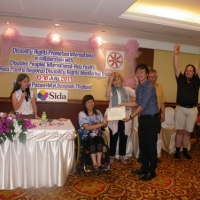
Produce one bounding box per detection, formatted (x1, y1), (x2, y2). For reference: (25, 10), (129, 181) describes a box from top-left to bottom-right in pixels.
(75, 129), (110, 174)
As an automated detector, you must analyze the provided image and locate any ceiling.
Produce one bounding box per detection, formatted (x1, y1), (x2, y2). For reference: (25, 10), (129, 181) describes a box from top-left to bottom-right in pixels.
(0, 0), (200, 47)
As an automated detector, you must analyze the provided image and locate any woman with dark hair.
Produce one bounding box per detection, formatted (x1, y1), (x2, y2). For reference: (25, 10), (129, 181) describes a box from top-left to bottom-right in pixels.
(78, 95), (108, 170)
(173, 44), (200, 159)
(10, 73), (39, 119)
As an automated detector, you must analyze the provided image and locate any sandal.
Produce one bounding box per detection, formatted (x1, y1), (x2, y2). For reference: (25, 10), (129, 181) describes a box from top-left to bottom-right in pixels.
(110, 157), (115, 164)
(98, 165), (105, 170)
(119, 157), (127, 165)
(93, 166), (99, 171)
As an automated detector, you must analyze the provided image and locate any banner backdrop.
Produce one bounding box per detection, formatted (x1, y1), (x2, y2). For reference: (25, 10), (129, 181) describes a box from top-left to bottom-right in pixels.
(0, 29), (140, 100)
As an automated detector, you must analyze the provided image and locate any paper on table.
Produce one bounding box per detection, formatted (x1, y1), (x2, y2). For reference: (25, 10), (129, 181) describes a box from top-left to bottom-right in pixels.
(107, 106), (126, 121)
(31, 119), (40, 126)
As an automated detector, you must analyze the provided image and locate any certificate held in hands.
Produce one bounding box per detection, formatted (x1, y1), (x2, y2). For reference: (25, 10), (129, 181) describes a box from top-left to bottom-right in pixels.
(107, 106), (126, 121)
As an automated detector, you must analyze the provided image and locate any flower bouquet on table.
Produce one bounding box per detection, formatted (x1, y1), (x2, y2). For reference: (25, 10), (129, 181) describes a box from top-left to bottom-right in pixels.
(0, 111), (36, 145)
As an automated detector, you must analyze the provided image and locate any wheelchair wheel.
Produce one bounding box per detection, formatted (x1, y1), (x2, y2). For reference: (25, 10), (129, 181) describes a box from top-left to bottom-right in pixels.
(75, 130), (110, 173)
(75, 130), (80, 165)
(101, 131), (110, 168)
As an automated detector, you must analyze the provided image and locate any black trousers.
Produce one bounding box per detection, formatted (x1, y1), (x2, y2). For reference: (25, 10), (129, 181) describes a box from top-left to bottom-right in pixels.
(138, 115), (160, 173)
(109, 120), (127, 156)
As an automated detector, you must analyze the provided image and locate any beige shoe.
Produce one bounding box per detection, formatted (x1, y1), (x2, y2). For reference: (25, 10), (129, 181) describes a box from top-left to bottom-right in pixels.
(119, 156), (127, 165)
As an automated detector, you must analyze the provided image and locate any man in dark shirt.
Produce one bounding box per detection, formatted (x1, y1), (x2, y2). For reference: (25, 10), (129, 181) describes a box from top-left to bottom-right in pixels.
(173, 44), (200, 159)
(123, 64), (159, 181)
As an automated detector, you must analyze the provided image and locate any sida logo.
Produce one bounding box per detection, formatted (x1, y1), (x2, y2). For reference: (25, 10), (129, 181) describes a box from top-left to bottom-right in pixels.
(37, 89), (68, 102)
(49, 92), (67, 100)
(37, 90), (49, 101)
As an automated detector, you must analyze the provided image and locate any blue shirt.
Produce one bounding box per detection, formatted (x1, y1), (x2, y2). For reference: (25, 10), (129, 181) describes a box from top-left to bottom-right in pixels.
(78, 110), (103, 142)
(136, 79), (159, 115)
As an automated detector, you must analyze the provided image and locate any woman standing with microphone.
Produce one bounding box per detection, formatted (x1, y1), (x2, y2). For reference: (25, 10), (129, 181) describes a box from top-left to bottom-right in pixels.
(10, 73), (39, 119)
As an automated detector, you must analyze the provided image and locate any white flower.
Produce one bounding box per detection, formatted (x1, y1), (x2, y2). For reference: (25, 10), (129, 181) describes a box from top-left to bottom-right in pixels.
(14, 124), (23, 137)
(13, 119), (17, 124)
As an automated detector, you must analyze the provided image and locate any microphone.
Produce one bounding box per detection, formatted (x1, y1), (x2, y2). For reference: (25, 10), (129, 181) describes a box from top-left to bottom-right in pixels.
(21, 88), (28, 102)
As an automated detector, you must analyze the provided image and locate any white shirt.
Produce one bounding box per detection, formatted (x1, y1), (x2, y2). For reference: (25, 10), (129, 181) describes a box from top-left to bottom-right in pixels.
(107, 86), (136, 135)
(116, 90), (122, 104)
(15, 89), (34, 115)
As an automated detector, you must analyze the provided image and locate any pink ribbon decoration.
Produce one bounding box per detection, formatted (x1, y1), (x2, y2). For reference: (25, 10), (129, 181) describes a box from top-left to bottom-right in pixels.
(88, 35), (103, 49)
(2, 27), (19, 41)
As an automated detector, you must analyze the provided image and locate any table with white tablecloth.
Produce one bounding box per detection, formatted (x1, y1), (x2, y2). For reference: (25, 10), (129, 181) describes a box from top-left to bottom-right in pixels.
(0, 119), (76, 190)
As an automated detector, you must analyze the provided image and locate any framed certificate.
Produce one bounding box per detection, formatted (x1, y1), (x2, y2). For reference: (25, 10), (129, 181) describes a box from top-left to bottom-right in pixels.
(107, 106), (126, 121)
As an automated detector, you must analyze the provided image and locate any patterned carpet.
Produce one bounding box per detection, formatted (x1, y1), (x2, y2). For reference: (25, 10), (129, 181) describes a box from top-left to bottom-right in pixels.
(1, 141), (200, 200)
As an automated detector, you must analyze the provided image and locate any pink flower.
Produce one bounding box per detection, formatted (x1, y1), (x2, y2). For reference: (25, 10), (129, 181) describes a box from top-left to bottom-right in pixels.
(24, 119), (36, 129)
(0, 112), (7, 118)
(0, 111), (33, 145)
(7, 113), (16, 119)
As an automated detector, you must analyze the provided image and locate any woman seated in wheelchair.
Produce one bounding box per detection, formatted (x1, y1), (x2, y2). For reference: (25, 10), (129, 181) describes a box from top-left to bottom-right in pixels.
(78, 94), (108, 170)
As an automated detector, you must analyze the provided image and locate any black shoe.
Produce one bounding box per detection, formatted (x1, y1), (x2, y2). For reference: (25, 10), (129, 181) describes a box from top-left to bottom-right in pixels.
(174, 153), (180, 159)
(140, 172), (156, 181)
(157, 158), (162, 163)
(131, 169), (146, 175)
(98, 165), (105, 170)
(137, 157), (142, 163)
(183, 152), (192, 159)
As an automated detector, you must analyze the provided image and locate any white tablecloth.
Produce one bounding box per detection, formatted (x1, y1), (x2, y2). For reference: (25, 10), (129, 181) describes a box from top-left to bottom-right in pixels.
(0, 120), (76, 190)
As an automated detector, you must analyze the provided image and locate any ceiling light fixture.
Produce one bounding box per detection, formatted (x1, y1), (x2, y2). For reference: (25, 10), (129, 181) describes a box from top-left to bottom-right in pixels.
(47, 33), (62, 46)
(55, 24), (60, 28)
(5, 22), (10, 25)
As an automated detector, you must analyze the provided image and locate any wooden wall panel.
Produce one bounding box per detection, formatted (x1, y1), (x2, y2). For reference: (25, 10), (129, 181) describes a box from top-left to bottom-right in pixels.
(0, 98), (109, 128)
(136, 48), (154, 68)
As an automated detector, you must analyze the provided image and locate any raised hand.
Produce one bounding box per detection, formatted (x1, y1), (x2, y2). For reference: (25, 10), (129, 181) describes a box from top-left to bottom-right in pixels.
(174, 44), (180, 55)
(108, 72), (115, 84)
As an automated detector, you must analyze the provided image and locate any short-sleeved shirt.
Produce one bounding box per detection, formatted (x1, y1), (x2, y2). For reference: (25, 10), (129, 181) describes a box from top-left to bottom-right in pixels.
(176, 73), (200, 106)
(78, 110), (103, 141)
(136, 79), (159, 115)
(15, 89), (34, 115)
(154, 82), (166, 110)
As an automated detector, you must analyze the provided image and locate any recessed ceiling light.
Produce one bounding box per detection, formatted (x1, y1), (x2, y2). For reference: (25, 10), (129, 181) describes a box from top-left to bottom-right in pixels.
(5, 22), (10, 25)
(55, 24), (60, 28)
